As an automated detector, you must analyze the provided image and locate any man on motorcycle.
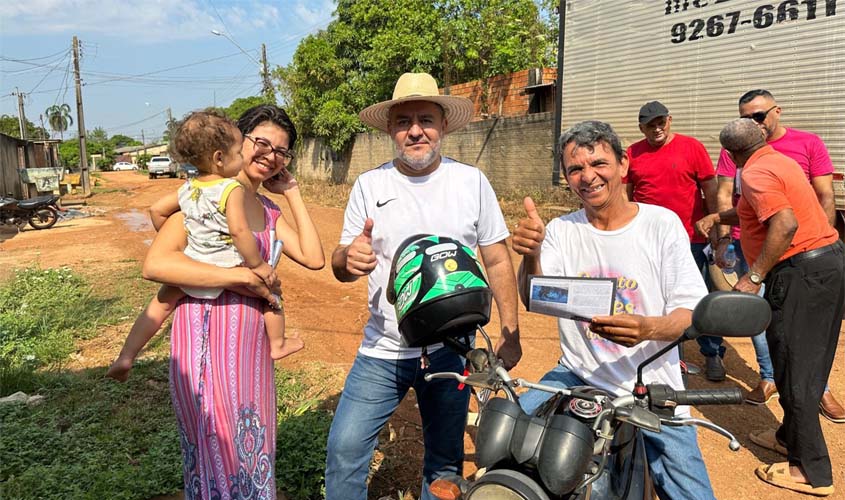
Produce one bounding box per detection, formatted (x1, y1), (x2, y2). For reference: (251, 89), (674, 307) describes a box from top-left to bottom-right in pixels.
(512, 120), (715, 500)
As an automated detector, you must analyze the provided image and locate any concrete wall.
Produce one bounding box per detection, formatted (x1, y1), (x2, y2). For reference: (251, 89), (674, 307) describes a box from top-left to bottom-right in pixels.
(295, 111), (557, 191)
(294, 136), (354, 184)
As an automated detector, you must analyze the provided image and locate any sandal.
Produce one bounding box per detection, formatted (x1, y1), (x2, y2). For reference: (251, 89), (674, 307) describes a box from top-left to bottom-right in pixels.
(755, 462), (834, 496)
(749, 429), (787, 456)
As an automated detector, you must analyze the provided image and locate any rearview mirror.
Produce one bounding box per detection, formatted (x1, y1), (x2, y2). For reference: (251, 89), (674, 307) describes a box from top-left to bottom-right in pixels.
(685, 291), (771, 339)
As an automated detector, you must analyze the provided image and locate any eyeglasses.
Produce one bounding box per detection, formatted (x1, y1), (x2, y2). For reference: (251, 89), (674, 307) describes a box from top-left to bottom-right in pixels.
(741, 105), (777, 123)
(244, 134), (295, 164)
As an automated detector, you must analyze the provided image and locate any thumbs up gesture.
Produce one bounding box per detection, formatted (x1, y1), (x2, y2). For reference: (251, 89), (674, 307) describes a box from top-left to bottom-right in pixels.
(511, 197), (546, 258)
(345, 218), (377, 276)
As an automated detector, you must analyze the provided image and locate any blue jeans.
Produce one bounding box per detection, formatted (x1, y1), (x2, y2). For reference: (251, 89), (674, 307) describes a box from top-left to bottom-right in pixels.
(520, 365), (716, 500)
(692, 242), (729, 359)
(325, 348), (470, 500)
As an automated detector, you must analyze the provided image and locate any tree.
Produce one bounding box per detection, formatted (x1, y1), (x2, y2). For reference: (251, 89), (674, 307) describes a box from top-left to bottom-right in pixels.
(223, 95), (276, 122)
(275, 0), (552, 153)
(109, 134), (140, 150)
(45, 104), (74, 140)
(58, 140), (80, 167)
(0, 114), (49, 139)
(85, 127), (116, 169)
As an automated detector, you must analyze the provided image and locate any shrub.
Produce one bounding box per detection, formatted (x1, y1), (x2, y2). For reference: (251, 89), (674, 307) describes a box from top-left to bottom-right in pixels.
(0, 267), (127, 395)
(276, 370), (334, 500)
(0, 361), (183, 499)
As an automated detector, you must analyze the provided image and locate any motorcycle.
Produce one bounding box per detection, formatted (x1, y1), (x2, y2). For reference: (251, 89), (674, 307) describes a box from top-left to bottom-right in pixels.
(426, 291), (771, 500)
(0, 194), (61, 230)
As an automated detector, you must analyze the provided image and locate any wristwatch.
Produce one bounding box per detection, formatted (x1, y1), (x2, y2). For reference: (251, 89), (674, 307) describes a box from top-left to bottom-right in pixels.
(748, 271), (764, 285)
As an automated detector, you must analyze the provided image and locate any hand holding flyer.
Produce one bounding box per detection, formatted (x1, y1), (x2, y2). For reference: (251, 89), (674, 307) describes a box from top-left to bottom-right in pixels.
(527, 276), (617, 322)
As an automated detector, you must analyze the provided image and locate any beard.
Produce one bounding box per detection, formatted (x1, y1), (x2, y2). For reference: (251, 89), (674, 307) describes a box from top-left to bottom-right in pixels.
(397, 139), (441, 171)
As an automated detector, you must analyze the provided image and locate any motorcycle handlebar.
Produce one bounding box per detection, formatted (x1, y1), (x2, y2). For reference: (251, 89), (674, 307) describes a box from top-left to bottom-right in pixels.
(651, 386), (744, 407)
(675, 388), (744, 406)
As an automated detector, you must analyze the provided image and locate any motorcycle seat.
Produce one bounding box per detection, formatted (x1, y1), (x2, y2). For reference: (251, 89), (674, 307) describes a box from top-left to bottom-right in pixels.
(17, 195), (57, 209)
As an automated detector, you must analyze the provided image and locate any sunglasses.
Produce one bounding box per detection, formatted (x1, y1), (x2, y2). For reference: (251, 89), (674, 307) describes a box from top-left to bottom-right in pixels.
(244, 134), (295, 165)
(741, 105), (777, 123)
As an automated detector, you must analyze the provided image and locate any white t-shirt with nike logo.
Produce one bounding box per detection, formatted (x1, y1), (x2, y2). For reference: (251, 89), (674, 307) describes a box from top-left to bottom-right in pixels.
(340, 157), (509, 359)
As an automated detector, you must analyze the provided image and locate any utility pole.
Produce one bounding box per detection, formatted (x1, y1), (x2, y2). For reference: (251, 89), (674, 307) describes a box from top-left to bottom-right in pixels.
(261, 43), (273, 100)
(552, 0), (566, 186)
(141, 129), (147, 157)
(39, 114), (46, 139)
(72, 35), (91, 196)
(166, 107), (173, 145)
(13, 88), (27, 139)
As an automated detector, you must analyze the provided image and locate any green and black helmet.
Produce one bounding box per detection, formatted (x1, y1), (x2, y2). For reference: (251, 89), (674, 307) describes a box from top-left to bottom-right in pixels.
(387, 234), (492, 348)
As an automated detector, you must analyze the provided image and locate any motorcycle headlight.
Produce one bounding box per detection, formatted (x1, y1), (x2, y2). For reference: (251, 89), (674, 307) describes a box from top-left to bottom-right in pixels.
(467, 469), (549, 500)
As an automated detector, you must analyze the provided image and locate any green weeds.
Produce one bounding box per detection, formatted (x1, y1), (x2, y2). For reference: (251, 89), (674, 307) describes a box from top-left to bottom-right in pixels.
(0, 267), (131, 395)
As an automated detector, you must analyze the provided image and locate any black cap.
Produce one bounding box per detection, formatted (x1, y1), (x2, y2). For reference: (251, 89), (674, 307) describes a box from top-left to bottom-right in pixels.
(638, 101), (669, 125)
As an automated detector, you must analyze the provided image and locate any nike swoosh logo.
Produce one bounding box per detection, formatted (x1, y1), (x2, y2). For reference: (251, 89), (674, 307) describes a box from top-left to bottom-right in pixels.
(376, 198), (397, 208)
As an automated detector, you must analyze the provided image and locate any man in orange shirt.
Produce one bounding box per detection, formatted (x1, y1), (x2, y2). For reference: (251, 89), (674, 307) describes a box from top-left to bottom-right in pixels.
(708, 118), (843, 496)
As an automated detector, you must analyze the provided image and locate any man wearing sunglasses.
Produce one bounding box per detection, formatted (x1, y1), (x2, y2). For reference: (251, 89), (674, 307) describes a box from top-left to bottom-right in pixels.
(701, 89), (843, 424)
(623, 101), (720, 380)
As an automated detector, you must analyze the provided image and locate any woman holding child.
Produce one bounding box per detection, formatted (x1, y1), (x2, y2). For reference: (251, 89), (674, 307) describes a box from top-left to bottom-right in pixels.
(142, 104), (324, 498)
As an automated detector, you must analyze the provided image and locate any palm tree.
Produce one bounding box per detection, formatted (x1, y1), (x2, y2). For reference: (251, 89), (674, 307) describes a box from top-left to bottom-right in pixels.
(45, 104), (73, 140)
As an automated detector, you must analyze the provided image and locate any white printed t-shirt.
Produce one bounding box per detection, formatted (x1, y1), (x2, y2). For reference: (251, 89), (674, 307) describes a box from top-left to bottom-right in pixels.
(540, 203), (707, 410)
(178, 177), (244, 299)
(339, 157), (509, 360)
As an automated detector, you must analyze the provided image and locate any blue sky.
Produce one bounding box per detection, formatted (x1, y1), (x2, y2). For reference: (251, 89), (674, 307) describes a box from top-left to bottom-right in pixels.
(0, 0), (335, 143)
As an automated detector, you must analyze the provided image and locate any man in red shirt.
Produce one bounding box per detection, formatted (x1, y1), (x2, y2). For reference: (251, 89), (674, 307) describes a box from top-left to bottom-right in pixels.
(711, 118), (843, 496)
(624, 101), (720, 379)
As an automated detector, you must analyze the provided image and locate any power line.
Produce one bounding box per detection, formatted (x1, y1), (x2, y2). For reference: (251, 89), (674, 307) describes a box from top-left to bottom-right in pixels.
(23, 50), (245, 96)
(53, 56), (73, 107)
(105, 108), (168, 133)
(80, 51), (243, 88)
(0, 51), (71, 74)
(0, 48), (71, 63)
(207, 0), (233, 35)
(29, 52), (71, 93)
(265, 18), (334, 57)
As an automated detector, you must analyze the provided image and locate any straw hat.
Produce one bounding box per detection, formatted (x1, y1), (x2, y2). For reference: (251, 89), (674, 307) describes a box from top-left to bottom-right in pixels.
(708, 262), (739, 292)
(359, 72), (474, 134)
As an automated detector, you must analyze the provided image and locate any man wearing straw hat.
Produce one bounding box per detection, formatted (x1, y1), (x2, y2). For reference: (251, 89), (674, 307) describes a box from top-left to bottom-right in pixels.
(326, 72), (521, 500)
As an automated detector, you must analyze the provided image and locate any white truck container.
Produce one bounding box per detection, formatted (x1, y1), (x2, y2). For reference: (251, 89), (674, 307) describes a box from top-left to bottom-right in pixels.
(561, 0), (844, 234)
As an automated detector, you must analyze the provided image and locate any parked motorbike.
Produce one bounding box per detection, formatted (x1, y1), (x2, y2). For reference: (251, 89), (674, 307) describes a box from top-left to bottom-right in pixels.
(0, 194), (61, 230)
(425, 292), (771, 500)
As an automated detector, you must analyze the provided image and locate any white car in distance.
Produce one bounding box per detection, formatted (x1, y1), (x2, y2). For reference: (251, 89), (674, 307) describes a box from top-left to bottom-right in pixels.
(112, 161), (138, 171)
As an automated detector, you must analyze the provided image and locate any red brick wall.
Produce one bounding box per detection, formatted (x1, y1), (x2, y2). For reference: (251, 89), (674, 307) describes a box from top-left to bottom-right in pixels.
(442, 68), (557, 121)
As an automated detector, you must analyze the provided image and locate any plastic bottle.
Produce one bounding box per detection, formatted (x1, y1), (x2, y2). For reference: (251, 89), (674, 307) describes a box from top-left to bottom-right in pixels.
(722, 244), (737, 273)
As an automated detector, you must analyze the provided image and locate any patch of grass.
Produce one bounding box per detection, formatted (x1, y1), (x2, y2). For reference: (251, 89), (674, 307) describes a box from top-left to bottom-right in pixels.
(0, 267), (134, 395)
(296, 179), (353, 210)
(496, 184), (582, 227)
(275, 368), (336, 500)
(0, 361), (183, 500)
(91, 187), (130, 195)
(1, 361), (340, 499)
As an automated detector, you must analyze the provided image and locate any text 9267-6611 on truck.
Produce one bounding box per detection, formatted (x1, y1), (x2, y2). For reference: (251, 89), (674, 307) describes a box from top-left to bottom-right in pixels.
(559, 0), (844, 238)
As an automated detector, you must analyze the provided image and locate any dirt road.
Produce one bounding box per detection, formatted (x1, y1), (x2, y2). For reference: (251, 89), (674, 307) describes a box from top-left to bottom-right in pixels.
(1, 171), (843, 499)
